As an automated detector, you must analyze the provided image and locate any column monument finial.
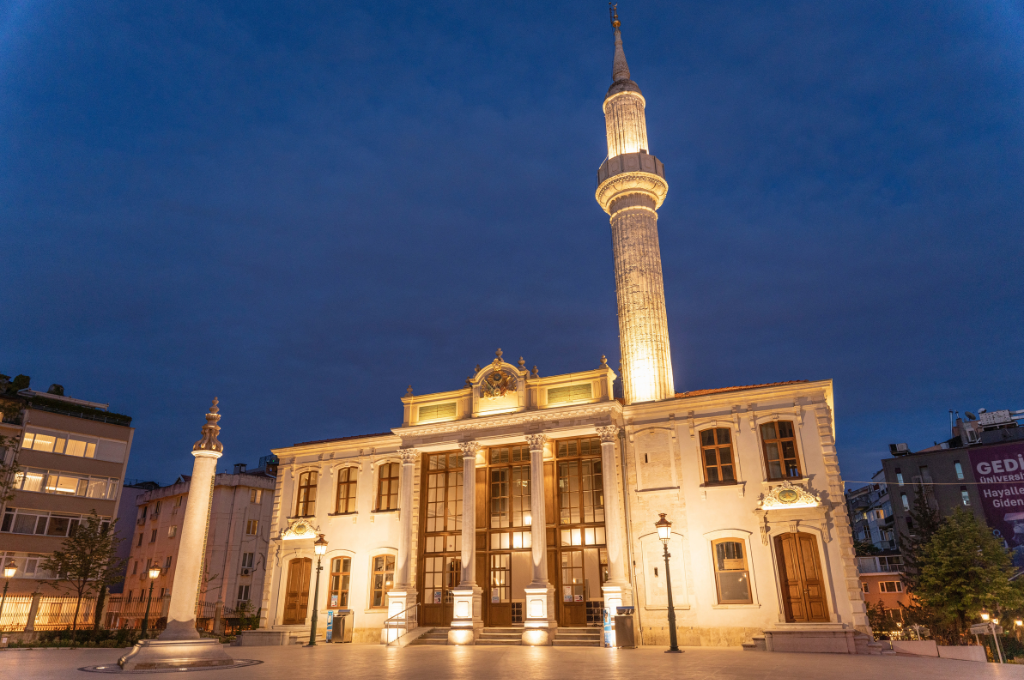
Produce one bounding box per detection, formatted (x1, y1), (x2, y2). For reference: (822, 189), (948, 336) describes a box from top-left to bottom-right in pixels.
(193, 398), (223, 454)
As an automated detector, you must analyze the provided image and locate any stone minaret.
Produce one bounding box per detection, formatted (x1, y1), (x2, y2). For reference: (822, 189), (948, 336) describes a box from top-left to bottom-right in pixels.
(596, 9), (674, 404)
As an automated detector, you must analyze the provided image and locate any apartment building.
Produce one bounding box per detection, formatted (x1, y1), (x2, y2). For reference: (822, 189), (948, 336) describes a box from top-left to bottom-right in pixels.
(123, 462), (276, 616)
(0, 375), (134, 595)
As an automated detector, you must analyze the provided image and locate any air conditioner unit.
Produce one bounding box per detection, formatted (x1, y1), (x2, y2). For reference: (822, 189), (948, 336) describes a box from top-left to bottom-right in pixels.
(240, 568), (251, 576)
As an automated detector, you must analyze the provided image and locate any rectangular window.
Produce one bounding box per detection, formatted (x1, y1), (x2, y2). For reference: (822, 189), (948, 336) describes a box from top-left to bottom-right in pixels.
(137, 533), (143, 547)
(150, 529), (157, 543)
(246, 519), (259, 535)
(237, 585), (250, 604)
(295, 471), (317, 517)
(165, 556), (172, 569)
(961, 487), (970, 506)
(557, 459), (603, 525)
(555, 436), (600, 458)
(700, 428), (736, 484)
(335, 468), (357, 514)
(168, 526), (177, 538)
(712, 539), (753, 604)
(880, 581), (903, 593)
(132, 562), (138, 575)
(901, 493), (909, 511)
(862, 582), (869, 594)
(376, 463), (400, 511)
(371, 555), (395, 607)
(329, 556), (351, 608)
(759, 421), (801, 480)
(954, 461), (964, 481)
(250, 488), (262, 504)
(241, 552), (254, 569)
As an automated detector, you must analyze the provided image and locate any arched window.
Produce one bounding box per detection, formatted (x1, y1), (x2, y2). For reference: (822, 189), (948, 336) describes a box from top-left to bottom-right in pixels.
(712, 539), (752, 604)
(699, 428), (735, 484)
(759, 421), (802, 480)
(295, 471), (318, 517)
(335, 468), (357, 514)
(376, 463), (400, 511)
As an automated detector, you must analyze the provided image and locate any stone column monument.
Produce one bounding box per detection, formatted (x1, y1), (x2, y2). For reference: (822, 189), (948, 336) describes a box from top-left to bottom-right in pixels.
(119, 399), (236, 670)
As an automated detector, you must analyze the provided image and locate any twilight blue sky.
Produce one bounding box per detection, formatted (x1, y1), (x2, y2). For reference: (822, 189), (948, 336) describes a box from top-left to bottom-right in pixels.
(2, 1), (1022, 486)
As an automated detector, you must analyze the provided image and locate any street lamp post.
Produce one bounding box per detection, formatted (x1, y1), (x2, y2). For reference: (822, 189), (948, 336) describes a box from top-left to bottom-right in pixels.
(141, 565), (161, 638)
(979, 608), (1005, 663)
(655, 514), (682, 654)
(307, 534), (328, 647)
(0, 561), (17, 630)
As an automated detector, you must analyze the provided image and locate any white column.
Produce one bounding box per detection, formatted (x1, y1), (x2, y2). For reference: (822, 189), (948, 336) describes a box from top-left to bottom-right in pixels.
(597, 425), (631, 611)
(449, 440), (483, 644)
(383, 448), (419, 643)
(162, 405), (223, 641)
(522, 433), (556, 645)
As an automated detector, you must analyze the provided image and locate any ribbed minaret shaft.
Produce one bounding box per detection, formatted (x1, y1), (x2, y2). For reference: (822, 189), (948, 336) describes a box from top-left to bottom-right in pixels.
(596, 17), (674, 405)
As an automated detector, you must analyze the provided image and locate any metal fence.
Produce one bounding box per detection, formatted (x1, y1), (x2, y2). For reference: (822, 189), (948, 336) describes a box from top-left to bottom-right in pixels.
(0, 595), (97, 631)
(0, 596), (33, 632)
(104, 594), (171, 631)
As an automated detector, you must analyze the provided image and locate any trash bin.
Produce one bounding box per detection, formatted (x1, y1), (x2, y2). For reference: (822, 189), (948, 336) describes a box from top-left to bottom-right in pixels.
(331, 609), (354, 643)
(614, 606), (636, 649)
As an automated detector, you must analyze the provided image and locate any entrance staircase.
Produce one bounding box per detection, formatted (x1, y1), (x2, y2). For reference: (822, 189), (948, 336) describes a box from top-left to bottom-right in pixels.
(409, 628), (449, 645)
(476, 627), (523, 646)
(553, 628), (602, 647)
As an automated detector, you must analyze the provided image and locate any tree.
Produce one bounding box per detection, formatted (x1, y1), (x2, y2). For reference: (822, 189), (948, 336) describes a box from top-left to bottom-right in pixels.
(38, 513), (125, 634)
(865, 601), (902, 638)
(854, 538), (880, 556)
(899, 483), (942, 591)
(914, 507), (1024, 642)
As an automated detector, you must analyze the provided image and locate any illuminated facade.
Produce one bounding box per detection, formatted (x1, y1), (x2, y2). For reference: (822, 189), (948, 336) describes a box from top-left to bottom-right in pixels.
(247, 15), (871, 652)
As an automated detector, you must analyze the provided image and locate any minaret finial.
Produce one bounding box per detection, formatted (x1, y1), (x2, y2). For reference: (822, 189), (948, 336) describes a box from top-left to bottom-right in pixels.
(610, 3), (630, 83)
(193, 397), (224, 453)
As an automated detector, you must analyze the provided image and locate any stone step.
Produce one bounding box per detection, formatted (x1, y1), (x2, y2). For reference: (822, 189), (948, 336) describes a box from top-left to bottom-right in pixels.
(557, 631), (602, 638)
(743, 636), (767, 652)
(476, 639), (522, 646)
(410, 638), (447, 645)
(552, 639), (601, 647)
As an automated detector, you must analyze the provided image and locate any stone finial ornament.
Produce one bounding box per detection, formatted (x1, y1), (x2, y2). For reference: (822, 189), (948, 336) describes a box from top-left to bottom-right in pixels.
(518, 357), (526, 370)
(193, 398), (223, 453)
(406, 385), (413, 396)
(495, 348), (503, 362)
(601, 355), (608, 368)
(531, 366), (539, 378)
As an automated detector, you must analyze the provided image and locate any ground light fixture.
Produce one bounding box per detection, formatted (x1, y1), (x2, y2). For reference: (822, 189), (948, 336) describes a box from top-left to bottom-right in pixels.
(141, 565), (161, 638)
(307, 534), (328, 647)
(654, 514), (682, 654)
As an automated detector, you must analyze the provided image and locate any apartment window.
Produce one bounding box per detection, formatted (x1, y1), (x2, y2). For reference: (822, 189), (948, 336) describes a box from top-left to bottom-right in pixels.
(376, 463), (400, 511)
(961, 487), (970, 506)
(895, 467), (903, 486)
(168, 526), (177, 538)
(295, 471), (317, 517)
(246, 519), (259, 535)
(700, 428), (736, 484)
(954, 461), (964, 481)
(919, 465), (930, 482)
(158, 588), (165, 599)
(127, 590), (133, 602)
(711, 539), (752, 604)
(150, 529), (157, 543)
(10, 468), (115, 500)
(250, 488), (262, 504)
(371, 555), (395, 607)
(880, 581), (903, 593)
(759, 421), (801, 480)
(132, 561), (138, 575)
(140, 506), (148, 521)
(329, 557), (351, 608)
(137, 533), (143, 547)
(335, 468), (357, 514)
(241, 552), (254, 569)
(165, 556), (172, 570)
(1, 509), (100, 537)
(237, 585), (250, 604)
(862, 582), (869, 594)
(901, 493), (909, 511)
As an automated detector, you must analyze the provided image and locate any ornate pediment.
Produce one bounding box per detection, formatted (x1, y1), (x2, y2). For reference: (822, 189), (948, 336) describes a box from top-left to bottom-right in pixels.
(481, 350), (518, 400)
(280, 518), (318, 541)
(759, 480), (821, 511)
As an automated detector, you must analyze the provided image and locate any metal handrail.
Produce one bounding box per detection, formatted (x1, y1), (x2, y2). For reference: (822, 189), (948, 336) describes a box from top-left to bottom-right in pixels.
(382, 603), (419, 647)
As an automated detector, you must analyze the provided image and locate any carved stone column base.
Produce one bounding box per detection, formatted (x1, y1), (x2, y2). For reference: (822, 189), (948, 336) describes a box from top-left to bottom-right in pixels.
(521, 584), (557, 645)
(601, 582), (633, 611)
(118, 638), (235, 671)
(448, 585), (483, 644)
(381, 588), (418, 644)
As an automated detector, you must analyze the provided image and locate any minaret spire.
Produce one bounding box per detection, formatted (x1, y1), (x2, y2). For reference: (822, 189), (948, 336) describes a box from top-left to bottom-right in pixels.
(596, 7), (675, 405)
(610, 4), (631, 83)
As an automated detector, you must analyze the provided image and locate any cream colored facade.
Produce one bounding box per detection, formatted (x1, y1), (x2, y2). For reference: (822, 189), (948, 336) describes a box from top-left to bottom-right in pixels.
(252, 18), (868, 649)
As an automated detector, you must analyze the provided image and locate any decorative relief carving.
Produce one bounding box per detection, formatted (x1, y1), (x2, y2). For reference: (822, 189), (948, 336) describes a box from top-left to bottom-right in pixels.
(595, 171), (669, 214)
(399, 448), (419, 465)
(281, 518), (318, 541)
(758, 480), (821, 511)
(458, 441), (481, 460)
(596, 425), (619, 443)
(525, 434), (546, 451)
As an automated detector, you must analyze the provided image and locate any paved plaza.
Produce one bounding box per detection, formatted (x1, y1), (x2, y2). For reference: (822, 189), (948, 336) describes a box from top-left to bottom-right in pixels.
(4, 645), (1023, 679)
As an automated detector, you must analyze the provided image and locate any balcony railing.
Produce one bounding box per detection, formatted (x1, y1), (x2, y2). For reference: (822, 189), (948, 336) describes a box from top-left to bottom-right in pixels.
(857, 556), (904, 573)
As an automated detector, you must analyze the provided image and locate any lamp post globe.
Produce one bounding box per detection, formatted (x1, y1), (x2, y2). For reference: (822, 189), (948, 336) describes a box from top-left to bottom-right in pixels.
(308, 534), (328, 647)
(0, 561), (16, 628)
(980, 608), (991, 621)
(654, 514), (682, 653)
(141, 566), (160, 638)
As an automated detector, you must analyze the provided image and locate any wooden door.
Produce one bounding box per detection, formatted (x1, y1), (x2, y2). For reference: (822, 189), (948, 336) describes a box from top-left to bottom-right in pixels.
(422, 556), (460, 626)
(560, 549), (586, 626)
(283, 557), (312, 625)
(488, 553), (512, 626)
(774, 533), (829, 623)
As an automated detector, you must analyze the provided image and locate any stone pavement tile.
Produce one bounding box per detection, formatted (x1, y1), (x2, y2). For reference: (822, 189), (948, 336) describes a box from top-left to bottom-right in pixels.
(3, 645), (1023, 679)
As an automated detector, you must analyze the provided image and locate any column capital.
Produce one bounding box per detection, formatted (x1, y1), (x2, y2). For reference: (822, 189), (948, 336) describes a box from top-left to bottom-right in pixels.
(398, 448), (419, 465)
(459, 441), (480, 459)
(524, 433), (546, 451)
(596, 425), (620, 443)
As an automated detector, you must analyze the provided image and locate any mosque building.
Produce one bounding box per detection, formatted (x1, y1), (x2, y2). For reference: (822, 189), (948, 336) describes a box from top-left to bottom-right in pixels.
(248, 13), (870, 650)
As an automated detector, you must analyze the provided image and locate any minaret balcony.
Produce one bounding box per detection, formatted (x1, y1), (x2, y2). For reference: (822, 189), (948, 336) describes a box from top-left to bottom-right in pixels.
(595, 152), (668, 214)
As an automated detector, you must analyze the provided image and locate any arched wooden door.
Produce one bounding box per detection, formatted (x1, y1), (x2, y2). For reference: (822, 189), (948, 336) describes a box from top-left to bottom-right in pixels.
(774, 532), (829, 623)
(283, 557), (312, 625)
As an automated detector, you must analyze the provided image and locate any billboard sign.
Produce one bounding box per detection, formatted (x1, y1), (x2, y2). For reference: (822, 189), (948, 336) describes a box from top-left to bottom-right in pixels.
(968, 441), (1024, 566)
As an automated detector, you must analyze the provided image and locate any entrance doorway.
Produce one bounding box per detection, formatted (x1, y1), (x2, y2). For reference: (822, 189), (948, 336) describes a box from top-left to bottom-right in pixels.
(774, 532), (829, 623)
(282, 557), (312, 625)
(419, 451), (463, 626)
(422, 555), (461, 626)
